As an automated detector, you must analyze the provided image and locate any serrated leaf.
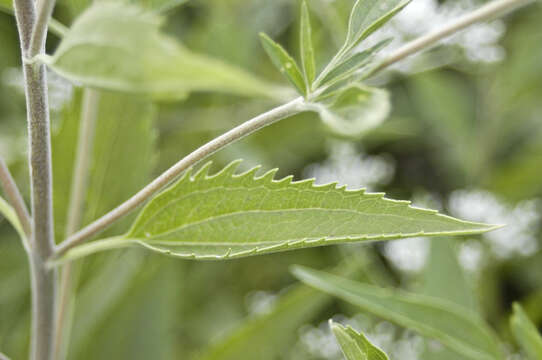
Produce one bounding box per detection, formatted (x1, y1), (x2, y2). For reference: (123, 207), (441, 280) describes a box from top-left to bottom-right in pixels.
(0, 196), (24, 241)
(319, 39), (391, 88)
(292, 266), (504, 360)
(330, 320), (389, 360)
(300, 1), (316, 88)
(310, 84), (391, 137)
(344, 0), (410, 53)
(510, 303), (542, 360)
(56, 160), (498, 263)
(40, 2), (278, 100)
(259, 33), (306, 96)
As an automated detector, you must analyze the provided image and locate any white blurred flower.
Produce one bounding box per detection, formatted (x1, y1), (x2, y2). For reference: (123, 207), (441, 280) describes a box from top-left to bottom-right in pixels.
(245, 290), (277, 316)
(361, 0), (506, 71)
(458, 239), (485, 272)
(449, 189), (540, 259)
(383, 237), (430, 273)
(303, 141), (395, 191)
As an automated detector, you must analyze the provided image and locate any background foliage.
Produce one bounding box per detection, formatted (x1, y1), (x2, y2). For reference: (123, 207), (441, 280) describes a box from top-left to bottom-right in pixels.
(1, 0), (541, 359)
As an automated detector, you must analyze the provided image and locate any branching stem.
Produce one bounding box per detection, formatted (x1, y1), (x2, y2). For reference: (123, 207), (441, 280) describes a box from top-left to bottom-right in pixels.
(54, 0), (534, 259)
(55, 97), (305, 257)
(367, 0), (534, 76)
(0, 157), (32, 238)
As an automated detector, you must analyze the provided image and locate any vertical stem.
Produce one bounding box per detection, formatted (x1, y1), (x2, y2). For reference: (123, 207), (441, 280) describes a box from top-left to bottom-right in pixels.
(24, 58), (57, 360)
(53, 89), (100, 360)
(13, 0), (58, 358)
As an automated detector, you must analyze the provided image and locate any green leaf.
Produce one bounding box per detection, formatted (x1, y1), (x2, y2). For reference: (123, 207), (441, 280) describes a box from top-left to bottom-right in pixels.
(300, 1), (316, 88)
(56, 160), (498, 263)
(510, 303), (542, 360)
(344, 0), (410, 53)
(0, 196), (25, 241)
(310, 84), (391, 137)
(319, 39), (391, 87)
(292, 266), (504, 360)
(259, 33), (306, 96)
(421, 238), (476, 311)
(195, 285), (330, 360)
(196, 259), (364, 360)
(330, 320), (389, 360)
(40, 2), (278, 100)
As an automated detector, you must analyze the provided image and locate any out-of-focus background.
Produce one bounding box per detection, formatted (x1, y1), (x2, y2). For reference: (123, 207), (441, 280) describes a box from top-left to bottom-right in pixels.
(1, 0), (541, 359)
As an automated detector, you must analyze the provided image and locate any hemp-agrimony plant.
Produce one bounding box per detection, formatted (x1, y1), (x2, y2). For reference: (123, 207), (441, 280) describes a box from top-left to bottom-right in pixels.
(0, 0), (538, 359)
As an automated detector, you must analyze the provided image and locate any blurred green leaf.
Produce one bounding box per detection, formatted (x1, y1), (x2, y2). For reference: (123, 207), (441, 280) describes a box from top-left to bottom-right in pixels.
(419, 238), (477, 359)
(421, 238), (476, 311)
(58, 160), (497, 263)
(0, 196), (24, 241)
(194, 284), (330, 360)
(292, 266), (504, 360)
(300, 1), (316, 88)
(510, 303), (542, 360)
(343, 0), (409, 53)
(40, 2), (279, 100)
(259, 32), (306, 96)
(310, 84), (391, 137)
(330, 320), (389, 360)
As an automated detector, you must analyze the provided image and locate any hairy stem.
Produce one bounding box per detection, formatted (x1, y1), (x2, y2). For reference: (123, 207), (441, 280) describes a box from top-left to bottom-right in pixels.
(53, 89), (100, 360)
(28, 0), (56, 57)
(0, 157), (32, 238)
(368, 0), (534, 76)
(13, 0), (58, 358)
(55, 97), (304, 257)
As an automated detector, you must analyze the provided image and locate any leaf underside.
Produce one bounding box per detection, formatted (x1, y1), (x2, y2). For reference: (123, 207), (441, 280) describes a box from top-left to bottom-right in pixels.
(59, 160), (498, 263)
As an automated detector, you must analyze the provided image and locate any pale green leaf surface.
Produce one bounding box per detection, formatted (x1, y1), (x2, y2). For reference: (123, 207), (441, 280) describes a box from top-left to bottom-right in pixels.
(510, 303), (542, 360)
(0, 196), (25, 241)
(58, 160), (498, 263)
(259, 33), (306, 96)
(41, 3), (278, 100)
(292, 266), (504, 360)
(344, 0), (410, 53)
(300, 1), (316, 88)
(310, 85), (391, 137)
(330, 320), (389, 360)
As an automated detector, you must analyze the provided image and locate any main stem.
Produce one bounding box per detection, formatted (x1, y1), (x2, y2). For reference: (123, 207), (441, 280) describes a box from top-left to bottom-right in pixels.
(13, 0), (57, 358)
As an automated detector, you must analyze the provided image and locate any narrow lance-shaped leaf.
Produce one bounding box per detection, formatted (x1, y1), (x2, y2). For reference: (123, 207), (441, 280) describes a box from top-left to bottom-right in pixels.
(259, 33), (307, 96)
(300, 1), (316, 88)
(330, 320), (389, 360)
(56, 160), (499, 263)
(510, 303), (542, 360)
(292, 266), (504, 360)
(39, 2), (279, 100)
(344, 0), (410, 53)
